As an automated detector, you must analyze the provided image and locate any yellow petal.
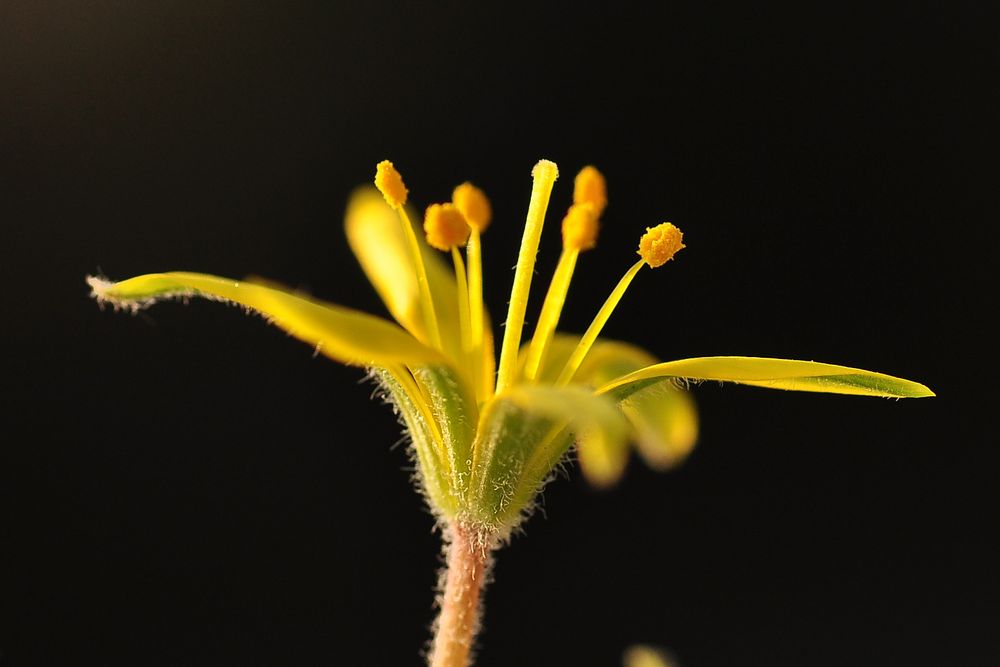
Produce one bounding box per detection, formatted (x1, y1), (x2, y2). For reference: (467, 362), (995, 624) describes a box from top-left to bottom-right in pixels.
(503, 385), (631, 488)
(524, 333), (657, 386)
(624, 645), (678, 667)
(87, 272), (441, 367)
(576, 425), (631, 488)
(598, 356), (935, 399)
(621, 382), (699, 470)
(466, 384), (630, 528)
(524, 335), (701, 476)
(345, 187), (470, 366)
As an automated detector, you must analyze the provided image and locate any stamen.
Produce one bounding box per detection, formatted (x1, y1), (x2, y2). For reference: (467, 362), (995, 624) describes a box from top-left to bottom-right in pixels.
(451, 246), (473, 360)
(452, 183), (491, 358)
(573, 165), (608, 218)
(637, 222), (684, 267)
(523, 203), (599, 381)
(496, 159), (559, 394)
(522, 249), (578, 381)
(555, 259), (645, 386)
(561, 202), (599, 251)
(466, 228), (485, 350)
(465, 226), (489, 404)
(375, 160), (409, 208)
(452, 182), (492, 232)
(556, 223), (683, 386)
(373, 160), (442, 350)
(424, 203), (471, 251)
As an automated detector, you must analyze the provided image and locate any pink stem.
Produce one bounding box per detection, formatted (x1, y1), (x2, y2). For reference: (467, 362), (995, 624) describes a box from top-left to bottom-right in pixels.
(428, 522), (495, 667)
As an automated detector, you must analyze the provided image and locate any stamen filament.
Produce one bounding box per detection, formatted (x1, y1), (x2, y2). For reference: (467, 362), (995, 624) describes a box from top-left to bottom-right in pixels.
(523, 248), (579, 381)
(467, 228), (485, 351)
(556, 258), (646, 386)
(451, 245), (473, 358)
(496, 159), (559, 394)
(397, 206), (443, 350)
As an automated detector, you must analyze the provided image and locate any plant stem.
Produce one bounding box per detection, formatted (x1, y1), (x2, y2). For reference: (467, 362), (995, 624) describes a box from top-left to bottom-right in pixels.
(428, 522), (495, 667)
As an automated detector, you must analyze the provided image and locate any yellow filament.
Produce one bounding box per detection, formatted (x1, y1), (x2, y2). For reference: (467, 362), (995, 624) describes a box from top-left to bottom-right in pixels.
(467, 227), (485, 350)
(496, 159), (559, 394)
(455, 184), (488, 382)
(479, 322), (496, 402)
(397, 205), (443, 350)
(523, 248), (579, 381)
(451, 246), (473, 358)
(556, 259), (646, 386)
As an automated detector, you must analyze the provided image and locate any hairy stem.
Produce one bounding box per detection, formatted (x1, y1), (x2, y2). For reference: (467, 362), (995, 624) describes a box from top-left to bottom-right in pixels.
(428, 522), (496, 667)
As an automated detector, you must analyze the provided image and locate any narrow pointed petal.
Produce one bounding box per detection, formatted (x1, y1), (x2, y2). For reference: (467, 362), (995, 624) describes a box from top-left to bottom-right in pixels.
(598, 356), (934, 399)
(87, 272), (441, 367)
(345, 188), (469, 361)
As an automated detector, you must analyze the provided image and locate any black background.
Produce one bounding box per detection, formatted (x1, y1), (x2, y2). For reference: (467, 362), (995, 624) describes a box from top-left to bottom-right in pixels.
(1, 2), (995, 665)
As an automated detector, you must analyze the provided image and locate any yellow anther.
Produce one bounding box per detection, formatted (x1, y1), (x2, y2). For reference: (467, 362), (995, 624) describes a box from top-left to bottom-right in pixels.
(452, 182), (492, 232)
(374, 160), (408, 208)
(561, 202), (599, 251)
(638, 222), (685, 268)
(424, 203), (471, 251)
(573, 165), (607, 218)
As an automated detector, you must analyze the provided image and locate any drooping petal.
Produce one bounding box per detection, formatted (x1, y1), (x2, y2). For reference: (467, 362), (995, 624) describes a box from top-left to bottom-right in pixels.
(523, 333), (658, 386)
(87, 272), (441, 367)
(507, 385), (632, 487)
(345, 188), (469, 364)
(467, 385), (629, 531)
(598, 356), (934, 399)
(621, 382), (699, 471)
(524, 334), (701, 478)
(575, 425), (631, 488)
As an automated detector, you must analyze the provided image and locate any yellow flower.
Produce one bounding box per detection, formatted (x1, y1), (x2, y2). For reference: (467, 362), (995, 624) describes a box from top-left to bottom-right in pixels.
(88, 157), (932, 529)
(88, 158), (932, 667)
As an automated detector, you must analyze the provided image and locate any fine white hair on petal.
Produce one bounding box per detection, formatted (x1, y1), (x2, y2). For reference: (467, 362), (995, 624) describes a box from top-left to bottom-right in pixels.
(86, 274), (199, 313)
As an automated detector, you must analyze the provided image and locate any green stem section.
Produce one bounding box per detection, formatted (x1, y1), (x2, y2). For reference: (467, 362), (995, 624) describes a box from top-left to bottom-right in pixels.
(429, 523), (495, 667)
